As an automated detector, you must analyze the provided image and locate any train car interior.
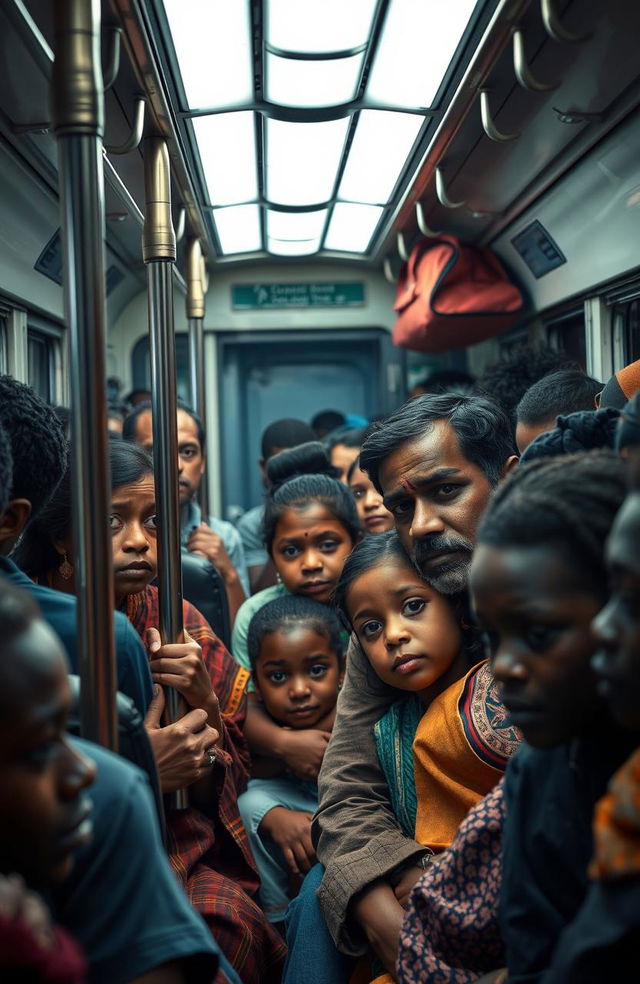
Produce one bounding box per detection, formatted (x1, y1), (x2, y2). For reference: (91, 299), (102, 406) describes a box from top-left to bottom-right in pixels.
(1, 0), (639, 517)
(1, 2), (640, 980)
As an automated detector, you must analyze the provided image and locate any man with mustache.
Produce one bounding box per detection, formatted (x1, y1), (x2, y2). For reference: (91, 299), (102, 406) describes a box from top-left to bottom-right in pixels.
(284, 393), (516, 981)
(124, 401), (249, 621)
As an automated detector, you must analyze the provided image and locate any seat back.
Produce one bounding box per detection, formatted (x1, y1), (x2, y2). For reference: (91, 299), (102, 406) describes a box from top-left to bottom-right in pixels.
(66, 675), (166, 842)
(181, 550), (232, 650)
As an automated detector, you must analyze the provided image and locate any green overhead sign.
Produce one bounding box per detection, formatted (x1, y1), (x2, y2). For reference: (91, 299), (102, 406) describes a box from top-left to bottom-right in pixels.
(231, 282), (365, 310)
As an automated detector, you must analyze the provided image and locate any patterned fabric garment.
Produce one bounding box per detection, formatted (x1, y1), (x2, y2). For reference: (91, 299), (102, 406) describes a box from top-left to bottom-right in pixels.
(413, 660), (519, 852)
(590, 745), (640, 881)
(123, 585), (286, 984)
(396, 782), (506, 984)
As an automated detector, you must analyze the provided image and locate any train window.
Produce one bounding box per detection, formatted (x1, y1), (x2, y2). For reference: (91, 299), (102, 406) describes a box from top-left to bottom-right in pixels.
(613, 299), (640, 364)
(131, 333), (190, 403)
(546, 310), (587, 369)
(27, 329), (55, 402)
(0, 313), (7, 375)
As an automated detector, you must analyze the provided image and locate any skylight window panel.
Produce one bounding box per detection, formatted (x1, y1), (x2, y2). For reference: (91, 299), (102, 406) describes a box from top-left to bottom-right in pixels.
(324, 203), (384, 252)
(267, 0), (377, 53)
(163, 0), (253, 108)
(193, 112), (258, 206)
(267, 209), (328, 241)
(213, 204), (262, 254)
(367, 0), (478, 109)
(268, 238), (322, 256)
(266, 52), (364, 108)
(266, 118), (349, 206)
(338, 110), (423, 204)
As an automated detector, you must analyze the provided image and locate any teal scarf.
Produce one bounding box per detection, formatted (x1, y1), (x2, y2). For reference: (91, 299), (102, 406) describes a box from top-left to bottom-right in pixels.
(373, 694), (423, 838)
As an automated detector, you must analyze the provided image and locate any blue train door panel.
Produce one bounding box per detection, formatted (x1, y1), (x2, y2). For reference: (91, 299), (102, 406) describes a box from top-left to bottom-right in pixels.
(217, 328), (403, 516)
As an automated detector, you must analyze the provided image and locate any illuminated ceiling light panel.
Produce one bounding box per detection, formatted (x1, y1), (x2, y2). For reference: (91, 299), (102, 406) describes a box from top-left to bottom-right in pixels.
(162, 0), (253, 108)
(267, 209), (328, 240)
(265, 51), (365, 108)
(324, 202), (384, 252)
(266, 209), (326, 255)
(367, 0), (478, 109)
(338, 110), (424, 204)
(266, 117), (350, 206)
(193, 112), (258, 206)
(267, 0), (377, 53)
(213, 204), (262, 254)
(268, 238), (323, 256)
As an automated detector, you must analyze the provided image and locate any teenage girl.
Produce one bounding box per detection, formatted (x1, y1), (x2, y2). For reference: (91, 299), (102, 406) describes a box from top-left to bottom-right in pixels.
(332, 530), (519, 980)
(231, 441), (360, 780)
(238, 595), (344, 925)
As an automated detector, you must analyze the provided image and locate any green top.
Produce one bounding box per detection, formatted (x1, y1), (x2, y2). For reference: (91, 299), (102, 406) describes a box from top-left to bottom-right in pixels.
(231, 582), (289, 689)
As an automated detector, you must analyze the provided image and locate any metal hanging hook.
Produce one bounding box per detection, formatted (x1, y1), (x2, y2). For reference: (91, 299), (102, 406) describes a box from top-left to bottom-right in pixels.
(105, 97), (145, 154)
(541, 0), (589, 44)
(415, 201), (442, 237)
(175, 207), (186, 244)
(102, 27), (122, 90)
(383, 257), (396, 284)
(435, 166), (467, 209)
(397, 231), (409, 262)
(480, 90), (520, 142)
(513, 29), (558, 92)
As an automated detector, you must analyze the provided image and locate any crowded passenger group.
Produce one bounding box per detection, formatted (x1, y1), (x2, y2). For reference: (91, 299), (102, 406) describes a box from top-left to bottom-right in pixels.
(0, 345), (639, 983)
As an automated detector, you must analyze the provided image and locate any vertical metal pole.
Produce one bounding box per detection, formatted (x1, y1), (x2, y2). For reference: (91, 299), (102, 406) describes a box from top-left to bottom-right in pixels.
(143, 137), (188, 809)
(51, 0), (117, 750)
(186, 238), (209, 517)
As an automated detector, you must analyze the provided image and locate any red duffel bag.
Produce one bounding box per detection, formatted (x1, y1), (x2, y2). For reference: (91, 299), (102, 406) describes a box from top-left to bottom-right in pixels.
(392, 234), (524, 353)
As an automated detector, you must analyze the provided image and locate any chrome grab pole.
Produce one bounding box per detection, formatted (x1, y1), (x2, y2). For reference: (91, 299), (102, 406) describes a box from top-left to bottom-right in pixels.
(51, 0), (117, 750)
(186, 237), (209, 518)
(143, 138), (188, 809)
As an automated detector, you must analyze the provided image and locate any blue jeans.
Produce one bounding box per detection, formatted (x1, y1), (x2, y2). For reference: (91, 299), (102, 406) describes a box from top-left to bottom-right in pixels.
(283, 863), (357, 984)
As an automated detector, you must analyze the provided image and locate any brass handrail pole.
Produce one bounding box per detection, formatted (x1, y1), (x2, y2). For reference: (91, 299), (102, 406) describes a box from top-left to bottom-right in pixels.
(51, 0), (117, 749)
(143, 137), (188, 809)
(186, 238), (209, 518)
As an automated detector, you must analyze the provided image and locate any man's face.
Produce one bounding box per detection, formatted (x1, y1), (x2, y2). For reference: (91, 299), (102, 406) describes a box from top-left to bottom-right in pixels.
(378, 421), (493, 594)
(133, 409), (205, 506)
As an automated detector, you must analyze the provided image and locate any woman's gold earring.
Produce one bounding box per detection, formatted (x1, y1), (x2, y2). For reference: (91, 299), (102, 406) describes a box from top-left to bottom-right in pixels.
(58, 552), (74, 580)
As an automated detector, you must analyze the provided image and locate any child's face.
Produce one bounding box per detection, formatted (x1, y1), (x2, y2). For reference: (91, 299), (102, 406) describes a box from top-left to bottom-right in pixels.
(271, 503), (354, 604)
(346, 558), (463, 699)
(109, 476), (158, 602)
(591, 492), (640, 730)
(470, 543), (603, 748)
(0, 620), (96, 887)
(254, 626), (343, 729)
(348, 465), (395, 535)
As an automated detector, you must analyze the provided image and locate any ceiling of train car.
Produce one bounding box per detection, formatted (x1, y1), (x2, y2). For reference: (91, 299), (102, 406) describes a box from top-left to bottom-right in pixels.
(152, 0), (497, 263)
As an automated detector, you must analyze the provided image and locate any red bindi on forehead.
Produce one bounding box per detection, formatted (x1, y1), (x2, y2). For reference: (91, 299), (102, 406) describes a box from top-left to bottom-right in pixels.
(401, 478), (417, 491)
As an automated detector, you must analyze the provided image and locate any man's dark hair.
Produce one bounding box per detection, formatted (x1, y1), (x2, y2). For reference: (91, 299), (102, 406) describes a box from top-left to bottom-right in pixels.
(516, 369), (601, 426)
(261, 418), (315, 459)
(247, 594), (343, 672)
(479, 344), (578, 418)
(123, 399), (205, 450)
(0, 420), (13, 516)
(0, 376), (67, 520)
(359, 393), (515, 492)
(311, 410), (346, 437)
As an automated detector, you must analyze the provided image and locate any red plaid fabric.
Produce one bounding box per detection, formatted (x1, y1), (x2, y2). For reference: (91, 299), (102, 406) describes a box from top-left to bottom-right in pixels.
(124, 586), (286, 982)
